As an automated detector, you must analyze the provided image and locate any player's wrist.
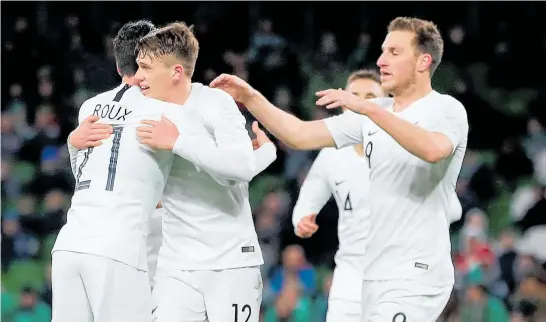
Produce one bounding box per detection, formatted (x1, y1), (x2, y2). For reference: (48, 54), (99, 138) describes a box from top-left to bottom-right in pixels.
(241, 88), (258, 105)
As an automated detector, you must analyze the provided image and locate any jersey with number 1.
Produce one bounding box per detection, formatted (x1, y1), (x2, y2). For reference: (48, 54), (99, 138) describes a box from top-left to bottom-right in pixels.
(52, 83), (185, 271)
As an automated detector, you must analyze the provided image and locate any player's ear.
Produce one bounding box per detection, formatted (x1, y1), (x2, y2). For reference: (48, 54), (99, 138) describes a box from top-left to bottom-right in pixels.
(172, 65), (184, 80)
(116, 63), (122, 77)
(417, 53), (432, 72)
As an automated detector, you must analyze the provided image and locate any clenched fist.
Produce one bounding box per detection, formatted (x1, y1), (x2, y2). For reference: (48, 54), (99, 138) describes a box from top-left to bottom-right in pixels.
(295, 214), (319, 238)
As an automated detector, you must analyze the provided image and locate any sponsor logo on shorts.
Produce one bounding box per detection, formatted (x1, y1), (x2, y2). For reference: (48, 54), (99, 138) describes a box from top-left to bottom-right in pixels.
(414, 262), (429, 270)
(242, 246), (255, 253)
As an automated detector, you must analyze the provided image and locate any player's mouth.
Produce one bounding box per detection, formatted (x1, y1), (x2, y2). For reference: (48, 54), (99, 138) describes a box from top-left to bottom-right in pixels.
(140, 85), (150, 94)
(380, 72), (392, 81)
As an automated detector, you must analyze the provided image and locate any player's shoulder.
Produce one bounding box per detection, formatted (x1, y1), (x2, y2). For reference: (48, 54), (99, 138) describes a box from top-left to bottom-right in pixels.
(430, 91), (467, 117)
(316, 147), (339, 163)
(195, 83), (239, 110)
(368, 97), (395, 109)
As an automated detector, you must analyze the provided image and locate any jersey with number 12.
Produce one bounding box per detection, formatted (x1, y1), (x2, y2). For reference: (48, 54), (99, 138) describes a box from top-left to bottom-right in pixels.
(52, 83), (186, 271)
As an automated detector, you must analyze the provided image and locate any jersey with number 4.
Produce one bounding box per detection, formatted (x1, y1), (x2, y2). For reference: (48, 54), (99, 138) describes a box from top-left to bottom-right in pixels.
(324, 91), (468, 287)
(292, 146), (370, 274)
(53, 83), (187, 271)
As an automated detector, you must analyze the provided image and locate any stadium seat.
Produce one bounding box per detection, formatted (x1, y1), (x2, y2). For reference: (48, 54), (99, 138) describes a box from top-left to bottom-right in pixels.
(13, 162), (36, 185)
(3, 260), (45, 293)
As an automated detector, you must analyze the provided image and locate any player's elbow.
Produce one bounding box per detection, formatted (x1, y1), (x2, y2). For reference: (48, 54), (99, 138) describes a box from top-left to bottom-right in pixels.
(237, 153), (257, 182)
(422, 144), (452, 164)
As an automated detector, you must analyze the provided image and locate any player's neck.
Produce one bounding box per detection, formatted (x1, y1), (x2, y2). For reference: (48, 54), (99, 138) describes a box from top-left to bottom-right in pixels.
(353, 144), (365, 156)
(121, 75), (139, 86)
(166, 80), (192, 106)
(392, 79), (433, 113)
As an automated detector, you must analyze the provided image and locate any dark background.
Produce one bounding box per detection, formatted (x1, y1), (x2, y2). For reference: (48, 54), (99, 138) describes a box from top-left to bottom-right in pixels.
(2, 2), (546, 321)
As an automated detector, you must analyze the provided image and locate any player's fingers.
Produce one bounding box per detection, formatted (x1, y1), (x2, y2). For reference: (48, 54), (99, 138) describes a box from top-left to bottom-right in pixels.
(141, 120), (159, 127)
(251, 121), (260, 134)
(88, 133), (110, 141)
(326, 102), (341, 109)
(137, 131), (153, 139)
(140, 139), (153, 146)
(89, 123), (113, 131)
(315, 95), (334, 106)
(315, 89), (335, 97)
(299, 221), (318, 232)
(83, 115), (101, 123)
(136, 126), (153, 133)
(310, 214), (318, 223)
(210, 74), (228, 87)
(89, 128), (113, 135)
(161, 115), (175, 125)
(86, 140), (103, 147)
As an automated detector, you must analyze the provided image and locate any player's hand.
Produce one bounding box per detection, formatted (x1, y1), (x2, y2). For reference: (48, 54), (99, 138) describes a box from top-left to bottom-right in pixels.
(210, 74), (255, 104)
(315, 88), (368, 114)
(137, 115), (180, 150)
(295, 214), (319, 238)
(69, 115), (113, 149)
(251, 121), (271, 150)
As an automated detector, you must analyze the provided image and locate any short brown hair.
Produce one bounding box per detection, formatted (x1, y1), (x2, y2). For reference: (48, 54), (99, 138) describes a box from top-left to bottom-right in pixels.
(136, 21), (199, 77)
(388, 17), (444, 75)
(347, 69), (381, 85)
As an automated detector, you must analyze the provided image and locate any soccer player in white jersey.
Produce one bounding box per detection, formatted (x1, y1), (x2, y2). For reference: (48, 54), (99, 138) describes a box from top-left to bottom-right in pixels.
(129, 22), (271, 322)
(145, 123), (276, 290)
(51, 20), (185, 322)
(292, 69), (386, 322)
(211, 16), (468, 322)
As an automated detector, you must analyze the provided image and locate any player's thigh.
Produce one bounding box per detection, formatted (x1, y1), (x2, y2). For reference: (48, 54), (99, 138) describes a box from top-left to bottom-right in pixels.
(327, 266), (362, 322)
(199, 266), (263, 322)
(152, 268), (207, 322)
(368, 281), (453, 322)
(51, 251), (93, 322)
(80, 254), (154, 322)
(326, 298), (361, 322)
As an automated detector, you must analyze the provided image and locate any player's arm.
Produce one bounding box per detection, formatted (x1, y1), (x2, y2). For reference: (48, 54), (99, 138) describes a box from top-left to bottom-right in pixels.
(171, 91), (257, 183)
(242, 91), (336, 150)
(207, 122), (277, 186)
(66, 103), (113, 177)
(251, 121), (277, 175)
(365, 104), (466, 163)
(292, 150), (332, 237)
(317, 90), (468, 163)
(210, 74), (363, 150)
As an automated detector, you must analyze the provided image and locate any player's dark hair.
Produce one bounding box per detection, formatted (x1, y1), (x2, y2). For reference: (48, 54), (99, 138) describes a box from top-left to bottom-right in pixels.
(113, 20), (156, 77)
(347, 69), (381, 85)
(136, 21), (199, 78)
(388, 17), (444, 76)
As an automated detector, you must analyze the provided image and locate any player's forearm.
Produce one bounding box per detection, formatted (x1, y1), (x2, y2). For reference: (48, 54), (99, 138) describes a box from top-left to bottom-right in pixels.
(291, 183), (330, 228)
(172, 136), (256, 182)
(244, 90), (335, 150)
(253, 142), (277, 175)
(365, 105), (450, 163)
(67, 134), (79, 177)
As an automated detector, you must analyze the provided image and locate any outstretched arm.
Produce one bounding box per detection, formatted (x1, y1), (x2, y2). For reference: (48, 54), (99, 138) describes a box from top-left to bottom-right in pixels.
(210, 74), (364, 151)
(316, 89), (468, 163)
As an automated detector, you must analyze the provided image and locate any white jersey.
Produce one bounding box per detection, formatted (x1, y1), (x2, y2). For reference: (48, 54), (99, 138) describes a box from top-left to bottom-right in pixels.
(292, 146), (370, 274)
(54, 83), (196, 271)
(324, 91), (468, 287)
(159, 83), (275, 271)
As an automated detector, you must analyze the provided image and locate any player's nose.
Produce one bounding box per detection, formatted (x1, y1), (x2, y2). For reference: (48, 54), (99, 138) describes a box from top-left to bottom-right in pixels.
(376, 54), (388, 68)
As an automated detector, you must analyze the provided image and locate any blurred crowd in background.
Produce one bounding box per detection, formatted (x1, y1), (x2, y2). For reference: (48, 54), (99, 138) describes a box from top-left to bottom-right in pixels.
(2, 2), (546, 322)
